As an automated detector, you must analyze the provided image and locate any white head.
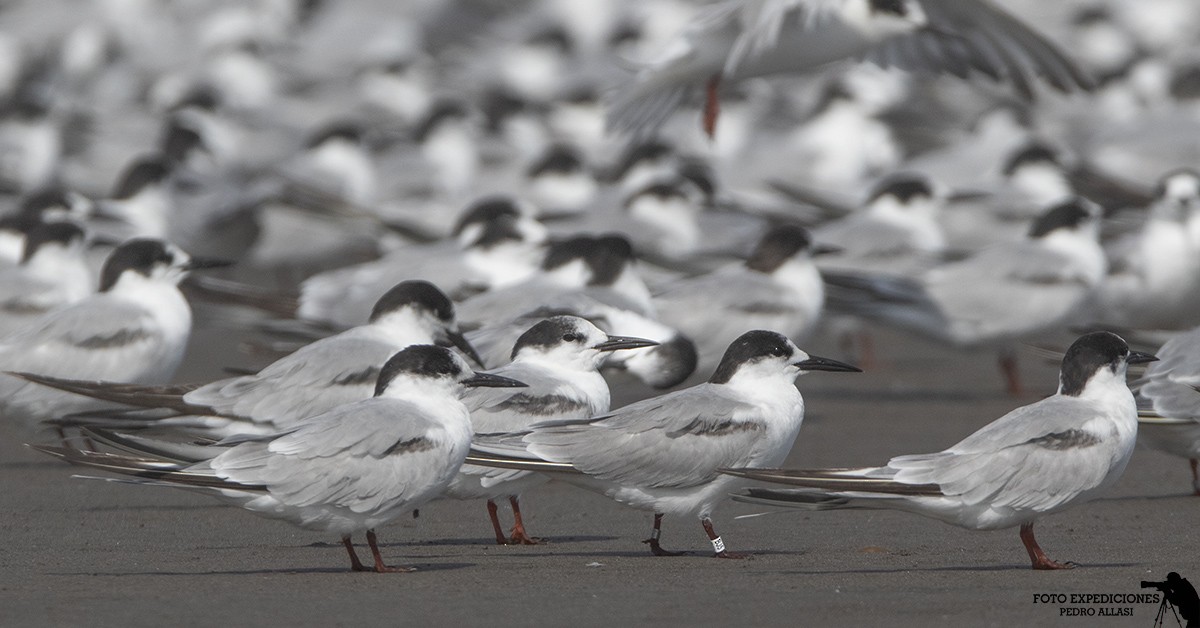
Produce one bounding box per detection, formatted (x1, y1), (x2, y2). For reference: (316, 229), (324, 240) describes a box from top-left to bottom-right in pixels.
(368, 280), (484, 368)
(510, 315), (657, 371)
(708, 330), (860, 387)
(1057, 331), (1157, 398)
(374, 345), (526, 400)
(98, 238), (229, 293)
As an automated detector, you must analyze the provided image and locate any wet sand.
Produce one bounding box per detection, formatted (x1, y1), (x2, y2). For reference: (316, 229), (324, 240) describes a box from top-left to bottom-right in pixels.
(2, 319), (1197, 627)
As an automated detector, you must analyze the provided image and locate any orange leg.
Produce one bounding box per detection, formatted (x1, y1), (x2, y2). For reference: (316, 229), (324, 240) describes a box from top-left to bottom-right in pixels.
(507, 496), (541, 545)
(342, 535), (368, 572)
(366, 529), (416, 573)
(486, 499), (509, 545)
(643, 513), (686, 556)
(1191, 459), (1199, 496)
(999, 350), (1023, 397)
(703, 75), (721, 139)
(1020, 522), (1074, 570)
(703, 517), (747, 559)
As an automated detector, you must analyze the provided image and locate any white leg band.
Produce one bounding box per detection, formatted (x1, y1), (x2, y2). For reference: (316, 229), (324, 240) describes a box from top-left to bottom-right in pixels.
(651, 529), (660, 541)
(711, 536), (725, 554)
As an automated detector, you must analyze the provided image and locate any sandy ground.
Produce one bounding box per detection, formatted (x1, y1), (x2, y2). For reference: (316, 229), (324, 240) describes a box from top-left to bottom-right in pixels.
(2, 317), (1198, 628)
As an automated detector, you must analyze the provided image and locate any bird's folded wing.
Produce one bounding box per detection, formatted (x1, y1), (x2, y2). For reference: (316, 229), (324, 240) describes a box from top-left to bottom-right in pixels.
(28, 445), (261, 491)
(183, 336), (392, 425)
(7, 373), (204, 413)
(722, 466), (942, 496)
(210, 402), (451, 513)
(0, 301), (168, 382)
(520, 387), (770, 489)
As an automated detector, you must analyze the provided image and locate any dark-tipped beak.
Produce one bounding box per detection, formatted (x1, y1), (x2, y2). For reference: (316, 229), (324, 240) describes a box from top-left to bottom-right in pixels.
(1128, 351), (1159, 365)
(88, 235), (124, 249)
(947, 188), (991, 203)
(793, 355), (862, 373)
(462, 372), (527, 388)
(448, 329), (486, 368)
(184, 257), (234, 271)
(811, 243), (843, 257)
(594, 335), (659, 352)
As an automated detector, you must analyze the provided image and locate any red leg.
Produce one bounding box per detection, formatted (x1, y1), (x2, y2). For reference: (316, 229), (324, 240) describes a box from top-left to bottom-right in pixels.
(342, 535), (368, 572)
(702, 517), (747, 559)
(508, 496), (541, 545)
(642, 513), (686, 556)
(702, 75), (721, 139)
(1020, 523), (1074, 570)
(486, 499), (509, 545)
(1191, 459), (1199, 496)
(999, 350), (1022, 397)
(857, 330), (877, 372)
(366, 529), (416, 573)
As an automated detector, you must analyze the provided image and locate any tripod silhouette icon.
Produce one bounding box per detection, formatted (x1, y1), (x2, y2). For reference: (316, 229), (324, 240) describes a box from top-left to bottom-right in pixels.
(1155, 595), (1183, 628)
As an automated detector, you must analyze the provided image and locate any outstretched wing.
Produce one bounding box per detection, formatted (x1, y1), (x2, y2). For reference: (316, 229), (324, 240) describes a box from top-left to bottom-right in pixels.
(868, 0), (1093, 99)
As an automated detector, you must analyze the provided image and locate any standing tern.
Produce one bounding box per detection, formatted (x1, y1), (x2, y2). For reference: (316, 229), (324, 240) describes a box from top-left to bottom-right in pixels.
(0, 238), (228, 430)
(468, 330), (860, 557)
(0, 221), (92, 336)
(32, 345), (527, 573)
(653, 225), (833, 371)
(1131, 325), (1200, 495)
(823, 197), (1107, 394)
(16, 280), (482, 439)
(445, 315), (657, 544)
(726, 331), (1156, 570)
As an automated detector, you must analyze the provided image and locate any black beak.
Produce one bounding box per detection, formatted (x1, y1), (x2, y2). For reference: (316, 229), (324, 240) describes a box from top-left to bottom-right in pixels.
(184, 257), (234, 271)
(462, 372), (527, 388)
(1128, 351), (1159, 365)
(88, 235), (124, 249)
(811, 243), (843, 257)
(594, 335), (659, 352)
(89, 202), (129, 223)
(947, 188), (991, 202)
(448, 329), (486, 368)
(793, 355), (862, 373)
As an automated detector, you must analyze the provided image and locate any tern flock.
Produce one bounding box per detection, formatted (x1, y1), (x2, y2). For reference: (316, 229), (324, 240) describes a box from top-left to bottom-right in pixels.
(2, 0), (1200, 572)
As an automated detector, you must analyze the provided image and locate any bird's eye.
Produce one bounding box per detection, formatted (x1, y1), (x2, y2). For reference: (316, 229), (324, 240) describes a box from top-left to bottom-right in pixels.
(563, 333), (581, 342)
(771, 345), (788, 357)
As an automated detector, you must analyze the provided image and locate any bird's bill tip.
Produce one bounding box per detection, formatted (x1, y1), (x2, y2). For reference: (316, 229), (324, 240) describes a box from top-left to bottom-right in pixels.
(811, 243), (843, 257)
(1127, 351), (1159, 365)
(594, 335), (659, 352)
(184, 257), (235, 271)
(793, 355), (862, 373)
(462, 372), (527, 388)
(447, 330), (487, 368)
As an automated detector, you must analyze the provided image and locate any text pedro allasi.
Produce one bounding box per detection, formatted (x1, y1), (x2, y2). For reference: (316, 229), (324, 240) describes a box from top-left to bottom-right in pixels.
(1033, 593), (1157, 618)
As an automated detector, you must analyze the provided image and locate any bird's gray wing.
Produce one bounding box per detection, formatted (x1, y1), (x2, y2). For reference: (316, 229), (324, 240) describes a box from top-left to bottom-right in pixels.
(885, 396), (1120, 511)
(726, 0), (842, 75)
(868, 0), (1093, 98)
(0, 296), (170, 383)
(523, 384), (771, 489)
(463, 362), (597, 435)
(210, 399), (456, 514)
(923, 243), (1094, 342)
(1135, 329), (1200, 418)
(183, 335), (396, 426)
(816, 217), (926, 259)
